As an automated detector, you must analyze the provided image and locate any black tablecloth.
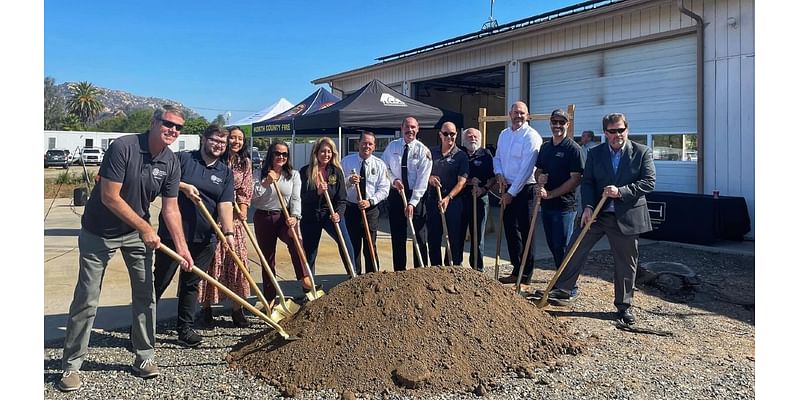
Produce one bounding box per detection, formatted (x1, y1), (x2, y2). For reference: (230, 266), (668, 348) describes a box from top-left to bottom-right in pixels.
(641, 191), (751, 245)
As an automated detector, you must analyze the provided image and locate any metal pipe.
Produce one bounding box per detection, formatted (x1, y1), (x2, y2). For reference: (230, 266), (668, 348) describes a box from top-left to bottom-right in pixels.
(678, 0), (705, 194)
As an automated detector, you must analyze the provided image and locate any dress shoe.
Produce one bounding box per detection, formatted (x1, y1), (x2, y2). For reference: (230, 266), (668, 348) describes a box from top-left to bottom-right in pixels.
(231, 308), (250, 328)
(498, 275), (518, 284)
(617, 308), (636, 325)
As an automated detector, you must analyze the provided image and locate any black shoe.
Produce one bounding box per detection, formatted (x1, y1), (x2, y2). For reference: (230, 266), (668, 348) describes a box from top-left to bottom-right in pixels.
(231, 308), (250, 328)
(498, 275), (518, 284)
(617, 309), (636, 325)
(177, 329), (203, 348)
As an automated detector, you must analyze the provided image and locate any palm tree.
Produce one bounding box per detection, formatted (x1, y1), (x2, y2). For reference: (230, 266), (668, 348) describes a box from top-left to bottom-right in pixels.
(67, 81), (104, 125)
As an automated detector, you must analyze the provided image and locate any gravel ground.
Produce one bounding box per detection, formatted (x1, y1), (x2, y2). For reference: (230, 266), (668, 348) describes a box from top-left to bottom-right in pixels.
(43, 242), (754, 399)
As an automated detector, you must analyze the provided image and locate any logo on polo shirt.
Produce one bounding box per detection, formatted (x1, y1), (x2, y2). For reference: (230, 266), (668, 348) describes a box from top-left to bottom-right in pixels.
(380, 93), (407, 107)
(211, 175), (223, 185)
(152, 167), (167, 179)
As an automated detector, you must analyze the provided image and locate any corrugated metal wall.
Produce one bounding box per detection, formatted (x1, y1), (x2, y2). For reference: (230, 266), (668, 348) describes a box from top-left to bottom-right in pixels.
(329, 0), (755, 236)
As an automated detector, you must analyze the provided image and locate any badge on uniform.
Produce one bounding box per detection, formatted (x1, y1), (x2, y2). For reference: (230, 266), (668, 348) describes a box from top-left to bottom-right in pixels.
(211, 175), (223, 184)
(556, 152), (565, 158)
(473, 160), (482, 166)
(328, 174), (337, 185)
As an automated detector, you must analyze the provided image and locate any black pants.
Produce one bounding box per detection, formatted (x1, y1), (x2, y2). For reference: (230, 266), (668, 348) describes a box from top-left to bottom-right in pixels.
(154, 240), (217, 334)
(345, 203), (380, 274)
(459, 193), (488, 271)
(387, 189), (428, 271)
(503, 183), (537, 282)
(426, 195), (464, 266)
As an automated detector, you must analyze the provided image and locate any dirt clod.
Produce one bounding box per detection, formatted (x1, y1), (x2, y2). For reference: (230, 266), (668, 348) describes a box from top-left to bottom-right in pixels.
(229, 267), (582, 395)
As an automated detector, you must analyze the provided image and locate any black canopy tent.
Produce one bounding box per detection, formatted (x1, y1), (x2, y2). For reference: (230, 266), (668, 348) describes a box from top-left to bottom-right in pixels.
(293, 79), (462, 152)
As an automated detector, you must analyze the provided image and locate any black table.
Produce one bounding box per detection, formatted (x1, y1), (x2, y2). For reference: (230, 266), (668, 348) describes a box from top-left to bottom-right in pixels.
(641, 191), (751, 245)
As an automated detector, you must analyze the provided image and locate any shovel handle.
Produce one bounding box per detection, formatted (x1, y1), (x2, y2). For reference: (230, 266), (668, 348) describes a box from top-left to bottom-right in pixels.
(271, 181), (320, 295)
(233, 202), (292, 313)
(157, 244), (290, 339)
(536, 195), (608, 308)
(354, 177), (379, 272)
(399, 187), (426, 268)
(322, 189), (356, 278)
(493, 184), (506, 281)
(434, 185), (454, 266)
(192, 198), (271, 309)
(516, 194), (541, 294)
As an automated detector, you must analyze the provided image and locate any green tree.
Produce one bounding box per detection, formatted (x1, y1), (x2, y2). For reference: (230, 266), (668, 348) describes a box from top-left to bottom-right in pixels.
(44, 77), (66, 130)
(60, 114), (83, 131)
(183, 117), (209, 136)
(212, 114), (226, 126)
(92, 114), (126, 132)
(67, 81), (104, 125)
(120, 109), (155, 133)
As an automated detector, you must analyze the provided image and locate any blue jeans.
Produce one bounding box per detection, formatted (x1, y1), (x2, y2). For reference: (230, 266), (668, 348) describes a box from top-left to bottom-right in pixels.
(541, 208), (577, 271)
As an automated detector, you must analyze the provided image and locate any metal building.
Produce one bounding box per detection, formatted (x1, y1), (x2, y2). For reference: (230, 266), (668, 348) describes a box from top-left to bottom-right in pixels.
(313, 0), (754, 237)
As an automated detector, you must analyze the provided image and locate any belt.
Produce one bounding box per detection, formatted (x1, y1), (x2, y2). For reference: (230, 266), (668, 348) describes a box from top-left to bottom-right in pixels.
(256, 209), (282, 216)
(347, 202), (377, 212)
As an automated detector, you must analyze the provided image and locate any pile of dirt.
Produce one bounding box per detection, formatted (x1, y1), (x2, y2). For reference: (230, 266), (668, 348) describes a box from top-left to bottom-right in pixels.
(227, 267), (583, 396)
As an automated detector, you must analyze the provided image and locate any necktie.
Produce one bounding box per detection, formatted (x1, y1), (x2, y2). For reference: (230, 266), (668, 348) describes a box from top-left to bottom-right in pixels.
(401, 144), (410, 190)
(359, 159), (368, 200)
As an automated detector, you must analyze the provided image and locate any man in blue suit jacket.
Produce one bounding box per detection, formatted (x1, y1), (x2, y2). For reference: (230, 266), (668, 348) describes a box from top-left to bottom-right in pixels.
(548, 112), (656, 325)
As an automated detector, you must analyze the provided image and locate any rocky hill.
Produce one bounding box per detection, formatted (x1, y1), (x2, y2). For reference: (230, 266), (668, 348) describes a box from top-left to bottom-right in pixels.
(55, 82), (201, 120)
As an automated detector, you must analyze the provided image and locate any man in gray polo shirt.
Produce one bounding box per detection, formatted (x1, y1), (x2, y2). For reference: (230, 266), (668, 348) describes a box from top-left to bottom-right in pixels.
(57, 105), (194, 392)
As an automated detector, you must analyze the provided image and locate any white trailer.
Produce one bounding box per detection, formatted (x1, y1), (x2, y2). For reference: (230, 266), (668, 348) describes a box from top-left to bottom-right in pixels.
(44, 130), (201, 156)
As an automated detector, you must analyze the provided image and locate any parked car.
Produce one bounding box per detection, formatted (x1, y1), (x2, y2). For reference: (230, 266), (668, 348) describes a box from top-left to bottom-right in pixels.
(44, 149), (72, 169)
(79, 147), (105, 165)
(251, 150), (263, 169)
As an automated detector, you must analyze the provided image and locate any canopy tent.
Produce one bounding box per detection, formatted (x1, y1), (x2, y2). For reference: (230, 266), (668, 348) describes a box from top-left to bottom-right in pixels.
(251, 88), (340, 137)
(293, 79), (462, 132)
(229, 98), (294, 127)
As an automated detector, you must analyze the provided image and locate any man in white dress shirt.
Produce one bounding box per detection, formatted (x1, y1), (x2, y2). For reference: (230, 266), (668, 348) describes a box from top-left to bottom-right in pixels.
(343, 131), (390, 274)
(381, 116), (433, 271)
(494, 101), (543, 284)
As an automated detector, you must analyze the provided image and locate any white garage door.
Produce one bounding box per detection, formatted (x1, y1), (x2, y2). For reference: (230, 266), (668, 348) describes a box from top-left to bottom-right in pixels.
(528, 34), (697, 193)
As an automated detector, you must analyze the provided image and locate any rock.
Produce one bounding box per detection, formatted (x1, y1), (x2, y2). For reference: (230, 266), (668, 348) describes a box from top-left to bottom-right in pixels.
(393, 360), (431, 389)
(281, 383), (299, 398)
(473, 381), (489, 396)
(341, 390), (357, 400)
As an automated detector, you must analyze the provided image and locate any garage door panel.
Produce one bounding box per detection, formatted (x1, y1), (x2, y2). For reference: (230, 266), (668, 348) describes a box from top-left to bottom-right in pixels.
(529, 34), (697, 193)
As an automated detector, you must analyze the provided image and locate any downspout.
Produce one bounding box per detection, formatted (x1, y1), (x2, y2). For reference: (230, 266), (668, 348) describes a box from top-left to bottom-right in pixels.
(678, 0), (705, 194)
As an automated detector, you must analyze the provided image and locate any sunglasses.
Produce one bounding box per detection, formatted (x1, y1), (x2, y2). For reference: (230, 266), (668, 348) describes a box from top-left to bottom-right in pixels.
(273, 151), (289, 158)
(159, 118), (183, 131)
(550, 119), (568, 126)
(605, 128), (627, 134)
(440, 131), (458, 138)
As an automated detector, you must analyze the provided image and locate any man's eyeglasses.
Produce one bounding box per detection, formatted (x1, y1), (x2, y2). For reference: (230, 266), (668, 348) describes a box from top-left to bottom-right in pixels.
(550, 119), (567, 126)
(440, 131), (458, 138)
(159, 118), (183, 131)
(273, 151), (289, 158)
(605, 128), (627, 134)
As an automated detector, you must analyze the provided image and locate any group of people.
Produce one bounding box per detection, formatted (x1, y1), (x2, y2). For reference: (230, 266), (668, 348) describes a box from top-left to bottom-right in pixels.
(57, 101), (656, 392)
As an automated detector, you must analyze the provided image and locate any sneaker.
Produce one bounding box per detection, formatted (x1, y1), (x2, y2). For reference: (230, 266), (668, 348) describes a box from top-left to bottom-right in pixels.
(56, 371), (81, 392)
(548, 288), (578, 306)
(177, 329), (203, 348)
(231, 308), (250, 328)
(132, 358), (160, 379)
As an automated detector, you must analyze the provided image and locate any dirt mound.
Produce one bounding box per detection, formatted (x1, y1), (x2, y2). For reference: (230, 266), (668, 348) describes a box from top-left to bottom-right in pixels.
(228, 267), (583, 395)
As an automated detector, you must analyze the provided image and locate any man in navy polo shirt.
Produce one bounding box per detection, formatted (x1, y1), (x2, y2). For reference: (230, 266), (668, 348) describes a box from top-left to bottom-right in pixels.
(534, 109), (584, 300)
(458, 128), (494, 272)
(427, 121), (469, 267)
(153, 124), (236, 348)
(58, 105), (194, 392)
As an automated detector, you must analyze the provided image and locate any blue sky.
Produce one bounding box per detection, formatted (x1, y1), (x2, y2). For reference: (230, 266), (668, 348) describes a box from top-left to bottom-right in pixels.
(46, 0), (580, 122)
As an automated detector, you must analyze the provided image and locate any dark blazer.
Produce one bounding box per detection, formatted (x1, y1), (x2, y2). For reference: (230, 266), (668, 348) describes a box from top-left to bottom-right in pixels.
(581, 140), (656, 235)
(300, 164), (348, 220)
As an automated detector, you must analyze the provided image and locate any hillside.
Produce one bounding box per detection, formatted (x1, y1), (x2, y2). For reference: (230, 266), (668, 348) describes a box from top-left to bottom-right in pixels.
(55, 82), (202, 120)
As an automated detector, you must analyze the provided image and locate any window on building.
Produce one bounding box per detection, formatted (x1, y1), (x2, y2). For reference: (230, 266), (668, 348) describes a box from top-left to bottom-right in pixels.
(48, 137), (56, 149)
(179, 140), (186, 151)
(628, 135), (648, 146)
(101, 138), (109, 150)
(652, 133), (697, 162)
